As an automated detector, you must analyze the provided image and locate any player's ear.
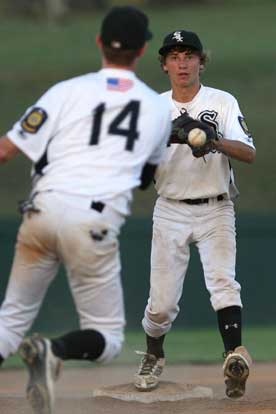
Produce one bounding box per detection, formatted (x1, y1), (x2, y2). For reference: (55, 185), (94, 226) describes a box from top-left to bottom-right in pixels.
(162, 63), (168, 74)
(96, 35), (103, 49)
(199, 63), (205, 74)
(158, 55), (168, 74)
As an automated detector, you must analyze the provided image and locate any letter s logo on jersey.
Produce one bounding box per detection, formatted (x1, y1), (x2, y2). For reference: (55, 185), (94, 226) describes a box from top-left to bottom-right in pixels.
(198, 110), (222, 138)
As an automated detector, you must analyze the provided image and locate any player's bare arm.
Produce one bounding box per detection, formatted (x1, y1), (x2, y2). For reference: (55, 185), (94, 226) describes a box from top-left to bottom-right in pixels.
(0, 136), (20, 163)
(213, 138), (256, 164)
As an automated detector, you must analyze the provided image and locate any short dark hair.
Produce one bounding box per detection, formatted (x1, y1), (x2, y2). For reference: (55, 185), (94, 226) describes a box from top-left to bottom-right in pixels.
(159, 46), (209, 65)
(159, 46), (209, 73)
(102, 45), (141, 66)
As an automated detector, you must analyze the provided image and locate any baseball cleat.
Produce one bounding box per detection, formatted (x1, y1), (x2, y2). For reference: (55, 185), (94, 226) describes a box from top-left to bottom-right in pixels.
(134, 351), (165, 391)
(223, 346), (252, 399)
(19, 334), (61, 414)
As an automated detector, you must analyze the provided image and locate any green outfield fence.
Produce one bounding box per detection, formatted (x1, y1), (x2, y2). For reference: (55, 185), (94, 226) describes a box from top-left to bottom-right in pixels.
(0, 215), (275, 332)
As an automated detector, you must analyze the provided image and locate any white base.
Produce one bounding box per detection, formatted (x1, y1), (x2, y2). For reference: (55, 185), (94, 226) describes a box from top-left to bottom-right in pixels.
(91, 381), (213, 403)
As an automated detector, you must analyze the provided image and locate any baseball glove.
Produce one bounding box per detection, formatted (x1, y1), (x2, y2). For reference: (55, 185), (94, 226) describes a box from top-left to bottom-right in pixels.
(169, 112), (218, 158)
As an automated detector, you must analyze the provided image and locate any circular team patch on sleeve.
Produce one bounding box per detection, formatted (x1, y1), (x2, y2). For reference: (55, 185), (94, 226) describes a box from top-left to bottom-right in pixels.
(21, 107), (48, 134)
(238, 116), (252, 137)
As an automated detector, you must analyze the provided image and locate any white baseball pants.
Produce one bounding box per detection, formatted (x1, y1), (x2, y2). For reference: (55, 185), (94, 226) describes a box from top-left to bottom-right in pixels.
(143, 195), (242, 338)
(0, 191), (125, 362)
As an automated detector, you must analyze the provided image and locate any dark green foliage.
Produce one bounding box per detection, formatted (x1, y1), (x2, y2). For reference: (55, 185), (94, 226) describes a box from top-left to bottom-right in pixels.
(0, 2), (275, 216)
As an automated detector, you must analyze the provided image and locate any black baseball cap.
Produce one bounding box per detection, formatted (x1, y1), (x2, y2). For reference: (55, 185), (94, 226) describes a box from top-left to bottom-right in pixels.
(100, 6), (152, 50)
(159, 30), (203, 56)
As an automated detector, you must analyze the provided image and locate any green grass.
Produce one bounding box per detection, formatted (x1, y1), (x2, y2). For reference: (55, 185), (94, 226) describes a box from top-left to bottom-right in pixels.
(122, 327), (276, 364)
(3, 326), (276, 369)
(0, 2), (275, 216)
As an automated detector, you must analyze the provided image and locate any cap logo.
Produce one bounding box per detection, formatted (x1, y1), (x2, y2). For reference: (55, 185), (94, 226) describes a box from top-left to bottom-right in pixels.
(172, 31), (183, 42)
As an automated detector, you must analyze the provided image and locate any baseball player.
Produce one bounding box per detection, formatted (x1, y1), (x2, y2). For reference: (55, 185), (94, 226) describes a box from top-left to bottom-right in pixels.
(134, 30), (255, 398)
(0, 7), (171, 414)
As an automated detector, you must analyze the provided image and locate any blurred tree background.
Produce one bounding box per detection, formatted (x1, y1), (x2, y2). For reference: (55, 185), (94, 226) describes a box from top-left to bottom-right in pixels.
(0, 0), (275, 217)
(0, 0), (221, 22)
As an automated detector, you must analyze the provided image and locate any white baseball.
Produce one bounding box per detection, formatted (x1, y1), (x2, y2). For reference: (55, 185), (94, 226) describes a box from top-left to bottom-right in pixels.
(188, 128), (207, 147)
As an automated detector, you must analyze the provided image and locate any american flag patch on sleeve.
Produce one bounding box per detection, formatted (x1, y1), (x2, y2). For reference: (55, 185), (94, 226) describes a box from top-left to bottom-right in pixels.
(107, 78), (134, 92)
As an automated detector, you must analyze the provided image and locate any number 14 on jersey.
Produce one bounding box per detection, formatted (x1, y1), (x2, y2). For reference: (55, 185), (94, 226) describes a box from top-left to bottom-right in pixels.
(90, 100), (140, 151)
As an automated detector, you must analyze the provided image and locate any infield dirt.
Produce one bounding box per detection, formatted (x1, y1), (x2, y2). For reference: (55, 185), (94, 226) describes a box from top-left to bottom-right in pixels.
(1, 363), (276, 414)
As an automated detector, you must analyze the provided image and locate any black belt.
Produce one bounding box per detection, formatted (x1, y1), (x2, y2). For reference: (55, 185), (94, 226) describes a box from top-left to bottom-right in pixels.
(91, 201), (105, 213)
(180, 194), (224, 205)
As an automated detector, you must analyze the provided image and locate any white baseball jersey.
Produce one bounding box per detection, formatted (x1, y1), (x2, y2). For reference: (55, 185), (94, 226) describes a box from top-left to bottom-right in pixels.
(7, 68), (171, 215)
(155, 85), (255, 200)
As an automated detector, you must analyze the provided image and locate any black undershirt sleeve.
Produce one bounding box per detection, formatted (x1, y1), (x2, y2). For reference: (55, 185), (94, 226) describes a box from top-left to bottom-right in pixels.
(139, 163), (157, 190)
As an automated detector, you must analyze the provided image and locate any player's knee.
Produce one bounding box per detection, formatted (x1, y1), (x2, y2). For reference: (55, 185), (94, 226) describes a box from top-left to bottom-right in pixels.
(146, 300), (178, 325)
(96, 332), (124, 364)
(149, 311), (170, 325)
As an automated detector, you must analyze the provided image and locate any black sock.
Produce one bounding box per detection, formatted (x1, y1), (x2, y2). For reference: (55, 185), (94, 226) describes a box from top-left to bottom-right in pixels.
(146, 334), (165, 358)
(217, 306), (242, 353)
(0, 354), (4, 366)
(51, 329), (105, 361)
